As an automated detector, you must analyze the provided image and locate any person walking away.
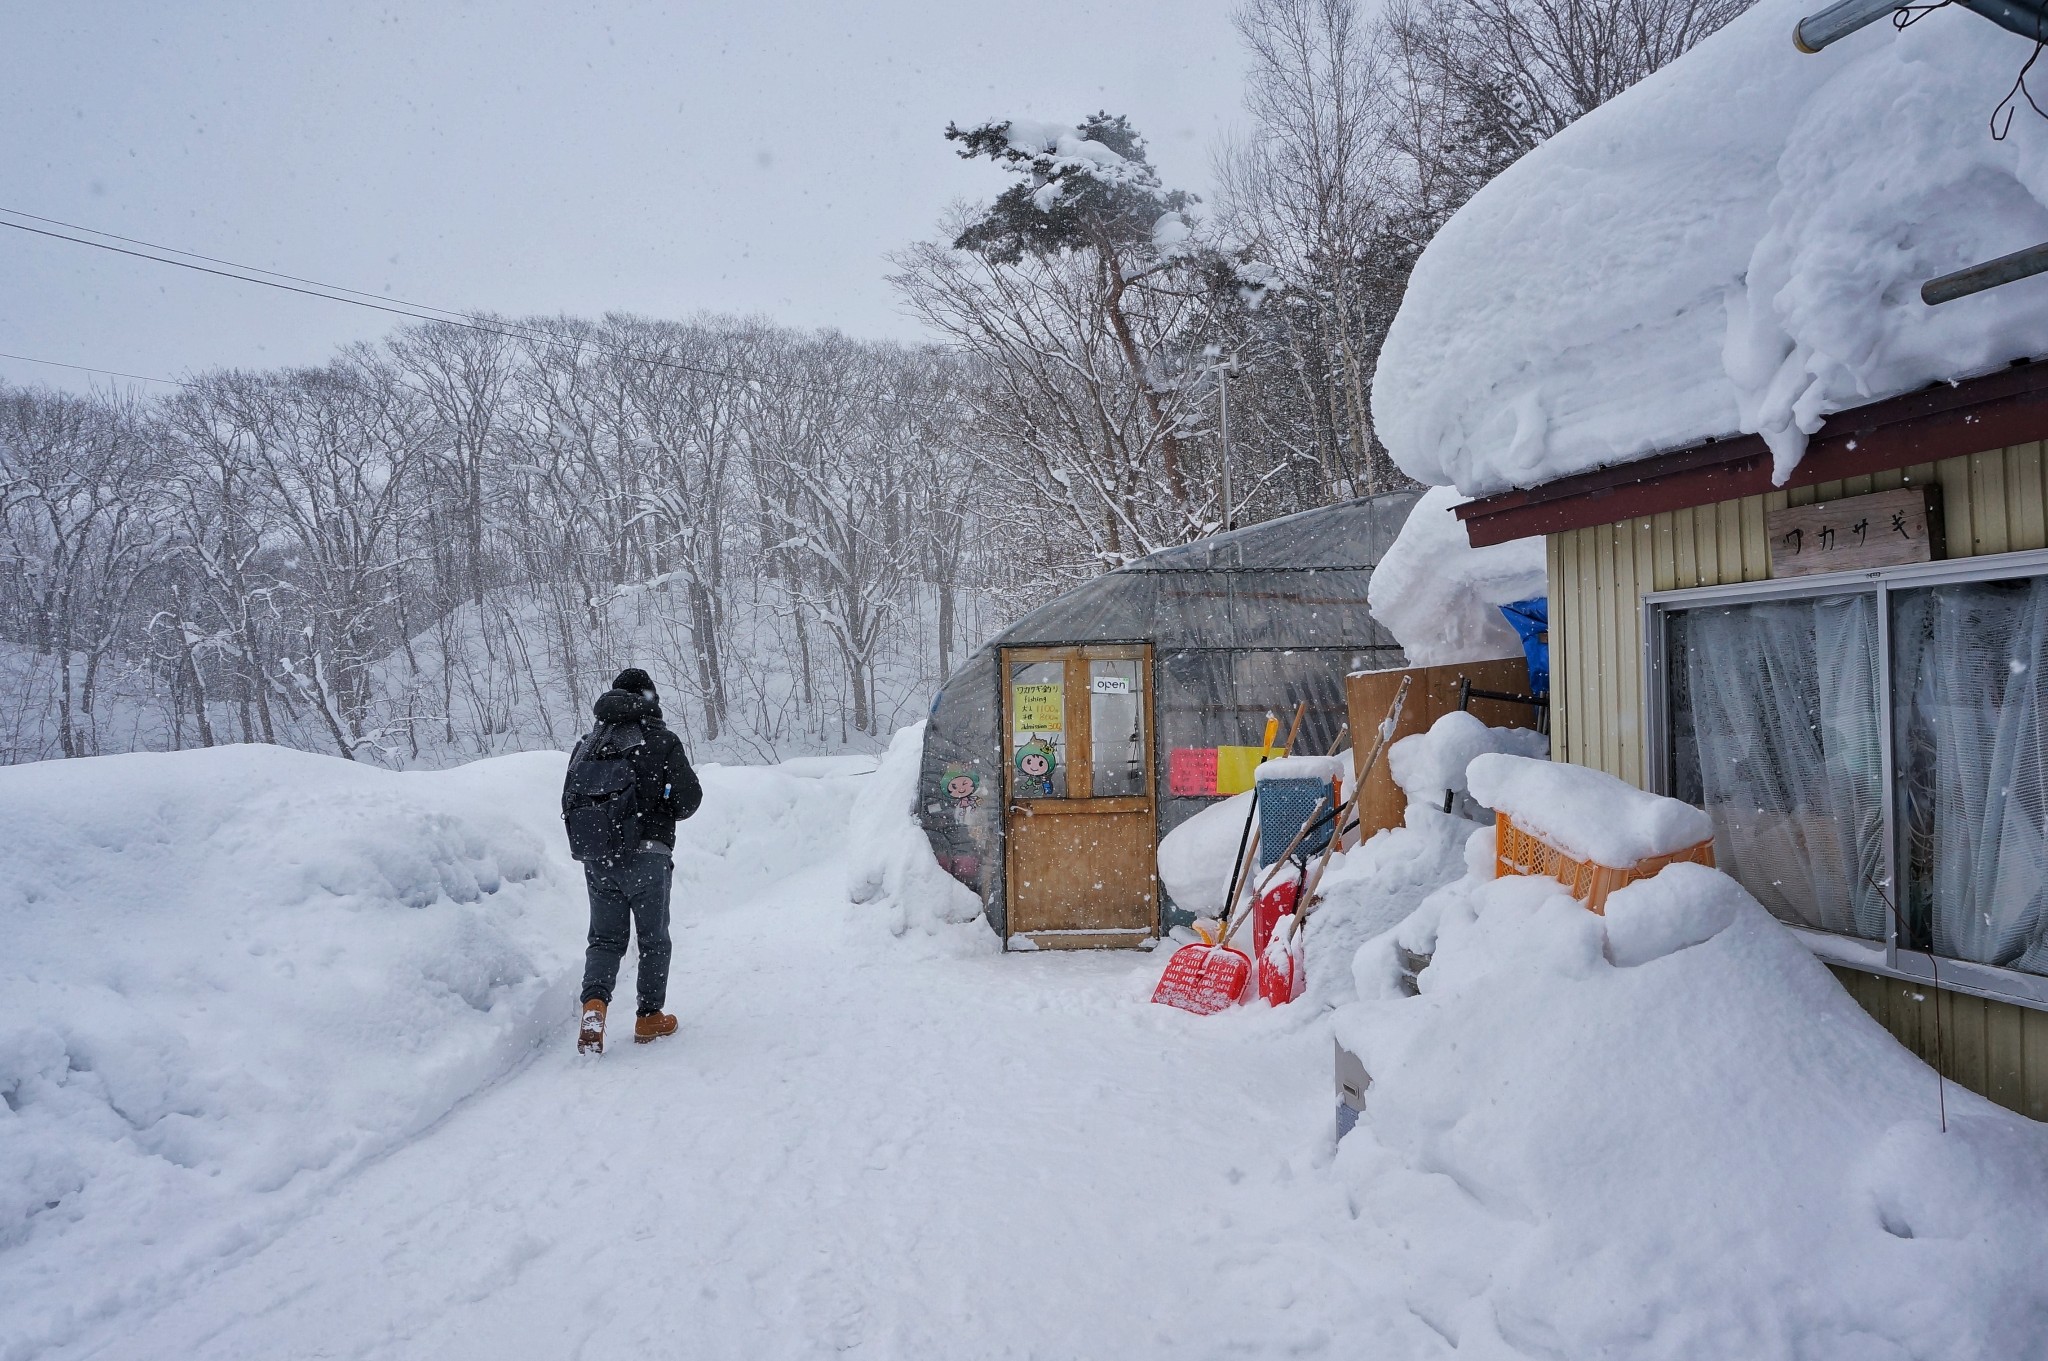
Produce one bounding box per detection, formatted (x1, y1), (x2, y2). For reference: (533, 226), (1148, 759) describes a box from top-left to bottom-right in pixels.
(560, 668), (702, 1054)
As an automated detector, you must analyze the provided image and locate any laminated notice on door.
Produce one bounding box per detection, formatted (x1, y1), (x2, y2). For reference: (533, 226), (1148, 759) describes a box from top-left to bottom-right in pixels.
(1012, 682), (1064, 733)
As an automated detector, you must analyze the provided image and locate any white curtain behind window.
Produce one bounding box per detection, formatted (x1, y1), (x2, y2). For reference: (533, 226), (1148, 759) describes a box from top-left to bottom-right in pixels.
(1892, 579), (2048, 975)
(1671, 595), (1885, 938)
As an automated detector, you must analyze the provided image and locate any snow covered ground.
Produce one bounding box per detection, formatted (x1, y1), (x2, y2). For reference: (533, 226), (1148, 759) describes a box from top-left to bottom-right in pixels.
(6, 730), (2048, 1359)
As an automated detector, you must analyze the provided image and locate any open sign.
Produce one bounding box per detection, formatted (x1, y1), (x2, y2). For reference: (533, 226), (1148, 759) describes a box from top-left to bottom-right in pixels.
(1090, 676), (1132, 695)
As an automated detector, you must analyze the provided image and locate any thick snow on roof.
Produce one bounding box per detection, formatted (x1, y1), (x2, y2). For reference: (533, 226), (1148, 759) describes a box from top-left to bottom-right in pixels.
(1367, 485), (1545, 664)
(1373, 0), (2048, 496)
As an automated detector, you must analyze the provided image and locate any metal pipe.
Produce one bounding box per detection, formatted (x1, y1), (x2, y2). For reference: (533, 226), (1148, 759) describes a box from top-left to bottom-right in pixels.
(1797, 0), (2048, 53)
(1793, 0), (1902, 52)
(1922, 239), (2048, 305)
(1956, 0), (2048, 42)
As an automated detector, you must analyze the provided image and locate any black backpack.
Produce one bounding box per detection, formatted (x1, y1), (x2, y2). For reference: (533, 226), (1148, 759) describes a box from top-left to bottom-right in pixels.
(561, 723), (645, 864)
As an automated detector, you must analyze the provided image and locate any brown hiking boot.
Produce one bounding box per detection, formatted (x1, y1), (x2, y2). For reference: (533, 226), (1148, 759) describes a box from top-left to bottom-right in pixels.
(577, 998), (607, 1055)
(634, 1012), (678, 1044)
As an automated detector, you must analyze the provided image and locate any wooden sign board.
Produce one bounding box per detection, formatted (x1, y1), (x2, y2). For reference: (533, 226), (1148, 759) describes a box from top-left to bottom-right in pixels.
(1766, 485), (1944, 579)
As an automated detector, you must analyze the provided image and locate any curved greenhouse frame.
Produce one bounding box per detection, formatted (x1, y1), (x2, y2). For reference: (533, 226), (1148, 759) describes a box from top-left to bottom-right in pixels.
(919, 491), (1420, 946)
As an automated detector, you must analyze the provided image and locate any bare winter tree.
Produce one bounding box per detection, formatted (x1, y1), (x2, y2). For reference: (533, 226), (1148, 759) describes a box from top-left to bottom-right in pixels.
(894, 231), (1217, 569)
(243, 353), (432, 759)
(1219, 0), (1414, 500)
(159, 371), (294, 749)
(894, 115), (1246, 565)
(1384, 0), (1754, 226)
(0, 388), (163, 759)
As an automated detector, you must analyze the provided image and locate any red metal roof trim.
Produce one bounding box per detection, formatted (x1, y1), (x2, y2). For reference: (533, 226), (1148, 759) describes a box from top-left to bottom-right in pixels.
(1455, 359), (2048, 546)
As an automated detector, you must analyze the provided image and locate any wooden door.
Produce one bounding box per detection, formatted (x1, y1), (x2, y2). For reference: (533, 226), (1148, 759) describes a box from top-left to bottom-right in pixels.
(1002, 643), (1158, 949)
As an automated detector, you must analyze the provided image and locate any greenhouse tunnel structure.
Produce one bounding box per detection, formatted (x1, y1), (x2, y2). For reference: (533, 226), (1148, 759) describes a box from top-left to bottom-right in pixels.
(919, 491), (1420, 948)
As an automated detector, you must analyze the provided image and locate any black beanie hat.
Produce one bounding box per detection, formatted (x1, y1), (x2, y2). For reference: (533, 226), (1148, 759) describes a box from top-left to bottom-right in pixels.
(612, 667), (656, 698)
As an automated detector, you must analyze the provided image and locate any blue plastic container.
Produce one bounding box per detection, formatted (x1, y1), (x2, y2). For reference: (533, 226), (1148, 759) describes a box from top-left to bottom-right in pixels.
(1257, 775), (1337, 867)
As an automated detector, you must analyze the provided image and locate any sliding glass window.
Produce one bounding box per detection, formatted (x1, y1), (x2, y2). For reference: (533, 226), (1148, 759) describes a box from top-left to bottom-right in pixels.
(1647, 549), (2048, 1007)
(1890, 577), (2048, 974)
(1665, 593), (1885, 938)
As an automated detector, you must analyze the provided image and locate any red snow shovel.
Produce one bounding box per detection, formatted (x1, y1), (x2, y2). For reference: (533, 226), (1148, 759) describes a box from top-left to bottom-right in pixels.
(1151, 709), (1291, 1015)
(1150, 940), (1254, 1016)
(1154, 794), (1326, 1015)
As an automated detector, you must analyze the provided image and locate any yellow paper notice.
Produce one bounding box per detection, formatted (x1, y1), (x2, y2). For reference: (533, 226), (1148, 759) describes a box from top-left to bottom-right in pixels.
(1215, 744), (1286, 794)
(1012, 682), (1064, 733)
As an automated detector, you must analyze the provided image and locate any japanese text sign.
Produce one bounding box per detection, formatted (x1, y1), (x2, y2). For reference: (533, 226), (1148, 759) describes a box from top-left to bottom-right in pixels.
(1168, 747), (1219, 796)
(1766, 486), (1942, 580)
(1011, 682), (1064, 733)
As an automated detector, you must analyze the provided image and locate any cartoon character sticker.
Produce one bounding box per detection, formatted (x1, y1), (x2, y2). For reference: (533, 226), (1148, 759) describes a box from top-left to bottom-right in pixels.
(1014, 737), (1060, 798)
(942, 765), (981, 810)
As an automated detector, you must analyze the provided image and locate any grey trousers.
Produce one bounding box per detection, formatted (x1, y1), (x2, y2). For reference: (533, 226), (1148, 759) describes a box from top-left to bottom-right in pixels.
(579, 845), (673, 1014)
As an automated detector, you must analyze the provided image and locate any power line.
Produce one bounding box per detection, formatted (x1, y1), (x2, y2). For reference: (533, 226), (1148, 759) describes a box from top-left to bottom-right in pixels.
(0, 207), (959, 416)
(0, 206), (480, 323)
(0, 215), (542, 337)
(0, 348), (190, 388)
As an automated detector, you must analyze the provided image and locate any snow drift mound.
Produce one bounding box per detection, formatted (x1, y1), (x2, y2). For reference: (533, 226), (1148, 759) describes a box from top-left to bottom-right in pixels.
(0, 742), (866, 1361)
(1367, 486), (1544, 666)
(1157, 790), (1255, 921)
(0, 746), (576, 1360)
(1374, 0), (2048, 493)
(846, 723), (985, 940)
(1302, 714), (1545, 1009)
(1338, 861), (2048, 1358)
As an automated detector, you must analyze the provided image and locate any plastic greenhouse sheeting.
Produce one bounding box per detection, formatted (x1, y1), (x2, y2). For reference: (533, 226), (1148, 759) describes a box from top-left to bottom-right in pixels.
(919, 492), (1420, 937)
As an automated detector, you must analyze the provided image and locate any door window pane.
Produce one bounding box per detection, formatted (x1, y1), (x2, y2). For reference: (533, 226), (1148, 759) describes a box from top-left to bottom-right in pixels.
(1667, 593), (1885, 938)
(1090, 659), (1147, 797)
(1891, 578), (2048, 974)
(1009, 660), (1068, 798)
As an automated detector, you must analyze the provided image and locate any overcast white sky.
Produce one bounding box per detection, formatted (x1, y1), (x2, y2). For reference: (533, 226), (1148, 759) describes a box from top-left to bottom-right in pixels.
(0, 2), (1245, 394)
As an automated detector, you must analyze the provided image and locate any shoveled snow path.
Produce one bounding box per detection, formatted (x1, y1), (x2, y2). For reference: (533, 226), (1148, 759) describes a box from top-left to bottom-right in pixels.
(56, 856), (1436, 1359)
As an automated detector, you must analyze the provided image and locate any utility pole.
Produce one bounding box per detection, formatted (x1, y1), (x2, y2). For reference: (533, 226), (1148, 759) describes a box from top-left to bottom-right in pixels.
(1206, 346), (1239, 532)
(1219, 361), (1233, 532)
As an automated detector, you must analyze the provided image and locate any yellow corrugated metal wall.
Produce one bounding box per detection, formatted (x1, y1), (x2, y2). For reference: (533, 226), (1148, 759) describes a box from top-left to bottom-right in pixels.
(1546, 440), (2048, 1119)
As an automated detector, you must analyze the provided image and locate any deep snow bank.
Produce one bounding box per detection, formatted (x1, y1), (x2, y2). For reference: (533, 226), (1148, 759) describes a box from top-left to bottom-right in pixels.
(845, 723), (985, 941)
(1374, 0), (2048, 493)
(1158, 791), (1256, 921)
(1303, 715), (1545, 1008)
(0, 746), (575, 1360)
(0, 742), (864, 1361)
(1367, 486), (1545, 666)
(1339, 863), (2048, 1357)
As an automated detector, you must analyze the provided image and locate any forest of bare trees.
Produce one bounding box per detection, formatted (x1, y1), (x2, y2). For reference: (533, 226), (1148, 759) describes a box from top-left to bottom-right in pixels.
(0, 318), (1010, 764)
(0, 0), (1750, 767)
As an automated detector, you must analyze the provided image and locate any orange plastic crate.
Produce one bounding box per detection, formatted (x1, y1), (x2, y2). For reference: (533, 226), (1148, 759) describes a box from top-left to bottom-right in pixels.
(1493, 811), (1714, 914)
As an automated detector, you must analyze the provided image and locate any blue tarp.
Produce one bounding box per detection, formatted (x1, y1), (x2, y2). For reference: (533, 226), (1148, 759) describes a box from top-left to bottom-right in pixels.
(1499, 598), (1549, 696)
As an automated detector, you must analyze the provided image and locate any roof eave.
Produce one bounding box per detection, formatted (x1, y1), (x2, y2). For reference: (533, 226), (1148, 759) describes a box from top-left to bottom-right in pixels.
(1455, 358), (2048, 546)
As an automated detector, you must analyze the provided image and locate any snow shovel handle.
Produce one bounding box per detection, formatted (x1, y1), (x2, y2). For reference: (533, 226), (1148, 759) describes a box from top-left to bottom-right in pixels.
(1215, 787), (1260, 939)
(1287, 676), (1414, 941)
(1211, 707), (1287, 941)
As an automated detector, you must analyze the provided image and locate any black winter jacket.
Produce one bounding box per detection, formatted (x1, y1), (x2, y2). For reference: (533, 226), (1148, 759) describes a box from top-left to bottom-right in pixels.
(577, 688), (703, 848)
